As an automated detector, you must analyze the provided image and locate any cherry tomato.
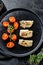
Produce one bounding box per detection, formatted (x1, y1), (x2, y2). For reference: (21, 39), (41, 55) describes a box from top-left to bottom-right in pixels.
(7, 29), (14, 34)
(11, 34), (17, 41)
(2, 21), (9, 27)
(9, 16), (16, 23)
(2, 33), (8, 40)
(6, 42), (15, 48)
(14, 22), (19, 30)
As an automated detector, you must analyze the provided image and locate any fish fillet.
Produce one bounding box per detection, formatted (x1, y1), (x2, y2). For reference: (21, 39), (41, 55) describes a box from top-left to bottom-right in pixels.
(19, 29), (33, 38)
(18, 39), (33, 47)
(20, 20), (34, 28)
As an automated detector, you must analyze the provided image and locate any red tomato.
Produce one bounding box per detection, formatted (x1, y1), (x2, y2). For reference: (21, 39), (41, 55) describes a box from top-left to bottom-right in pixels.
(9, 16), (16, 23)
(7, 29), (14, 34)
(11, 34), (17, 41)
(2, 21), (9, 27)
(2, 33), (8, 40)
(14, 22), (19, 30)
(6, 42), (15, 48)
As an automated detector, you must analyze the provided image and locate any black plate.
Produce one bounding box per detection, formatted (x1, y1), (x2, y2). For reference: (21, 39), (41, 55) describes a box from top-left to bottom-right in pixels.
(0, 8), (43, 57)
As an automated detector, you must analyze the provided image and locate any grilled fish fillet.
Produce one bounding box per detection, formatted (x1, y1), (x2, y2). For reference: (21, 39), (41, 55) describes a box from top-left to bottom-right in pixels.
(18, 39), (33, 47)
(20, 20), (34, 28)
(19, 29), (33, 38)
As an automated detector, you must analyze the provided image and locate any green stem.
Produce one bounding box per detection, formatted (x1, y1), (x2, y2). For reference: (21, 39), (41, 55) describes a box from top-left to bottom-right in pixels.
(10, 32), (11, 41)
(9, 29), (12, 42)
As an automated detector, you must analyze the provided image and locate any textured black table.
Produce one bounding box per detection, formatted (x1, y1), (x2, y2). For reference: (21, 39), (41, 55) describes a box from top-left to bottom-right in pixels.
(0, 0), (43, 65)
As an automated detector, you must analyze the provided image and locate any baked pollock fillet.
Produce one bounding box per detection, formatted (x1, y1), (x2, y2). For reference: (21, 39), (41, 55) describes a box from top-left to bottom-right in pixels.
(20, 20), (34, 28)
(19, 29), (33, 38)
(18, 39), (33, 47)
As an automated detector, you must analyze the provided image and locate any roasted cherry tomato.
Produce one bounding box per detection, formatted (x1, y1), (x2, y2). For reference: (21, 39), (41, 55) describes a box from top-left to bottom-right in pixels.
(2, 21), (9, 27)
(11, 34), (17, 41)
(7, 29), (14, 34)
(6, 42), (15, 48)
(14, 22), (19, 29)
(9, 16), (16, 23)
(2, 33), (8, 40)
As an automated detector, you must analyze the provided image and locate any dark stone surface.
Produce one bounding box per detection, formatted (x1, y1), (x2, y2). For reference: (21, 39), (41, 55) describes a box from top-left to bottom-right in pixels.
(0, 0), (43, 65)
(0, 0), (7, 15)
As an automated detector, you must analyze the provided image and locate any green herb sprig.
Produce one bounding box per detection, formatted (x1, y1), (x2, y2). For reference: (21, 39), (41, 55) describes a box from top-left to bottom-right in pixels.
(28, 53), (43, 65)
(7, 25), (14, 41)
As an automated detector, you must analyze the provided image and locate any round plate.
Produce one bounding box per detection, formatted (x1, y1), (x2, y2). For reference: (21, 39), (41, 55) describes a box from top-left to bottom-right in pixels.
(0, 8), (43, 57)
